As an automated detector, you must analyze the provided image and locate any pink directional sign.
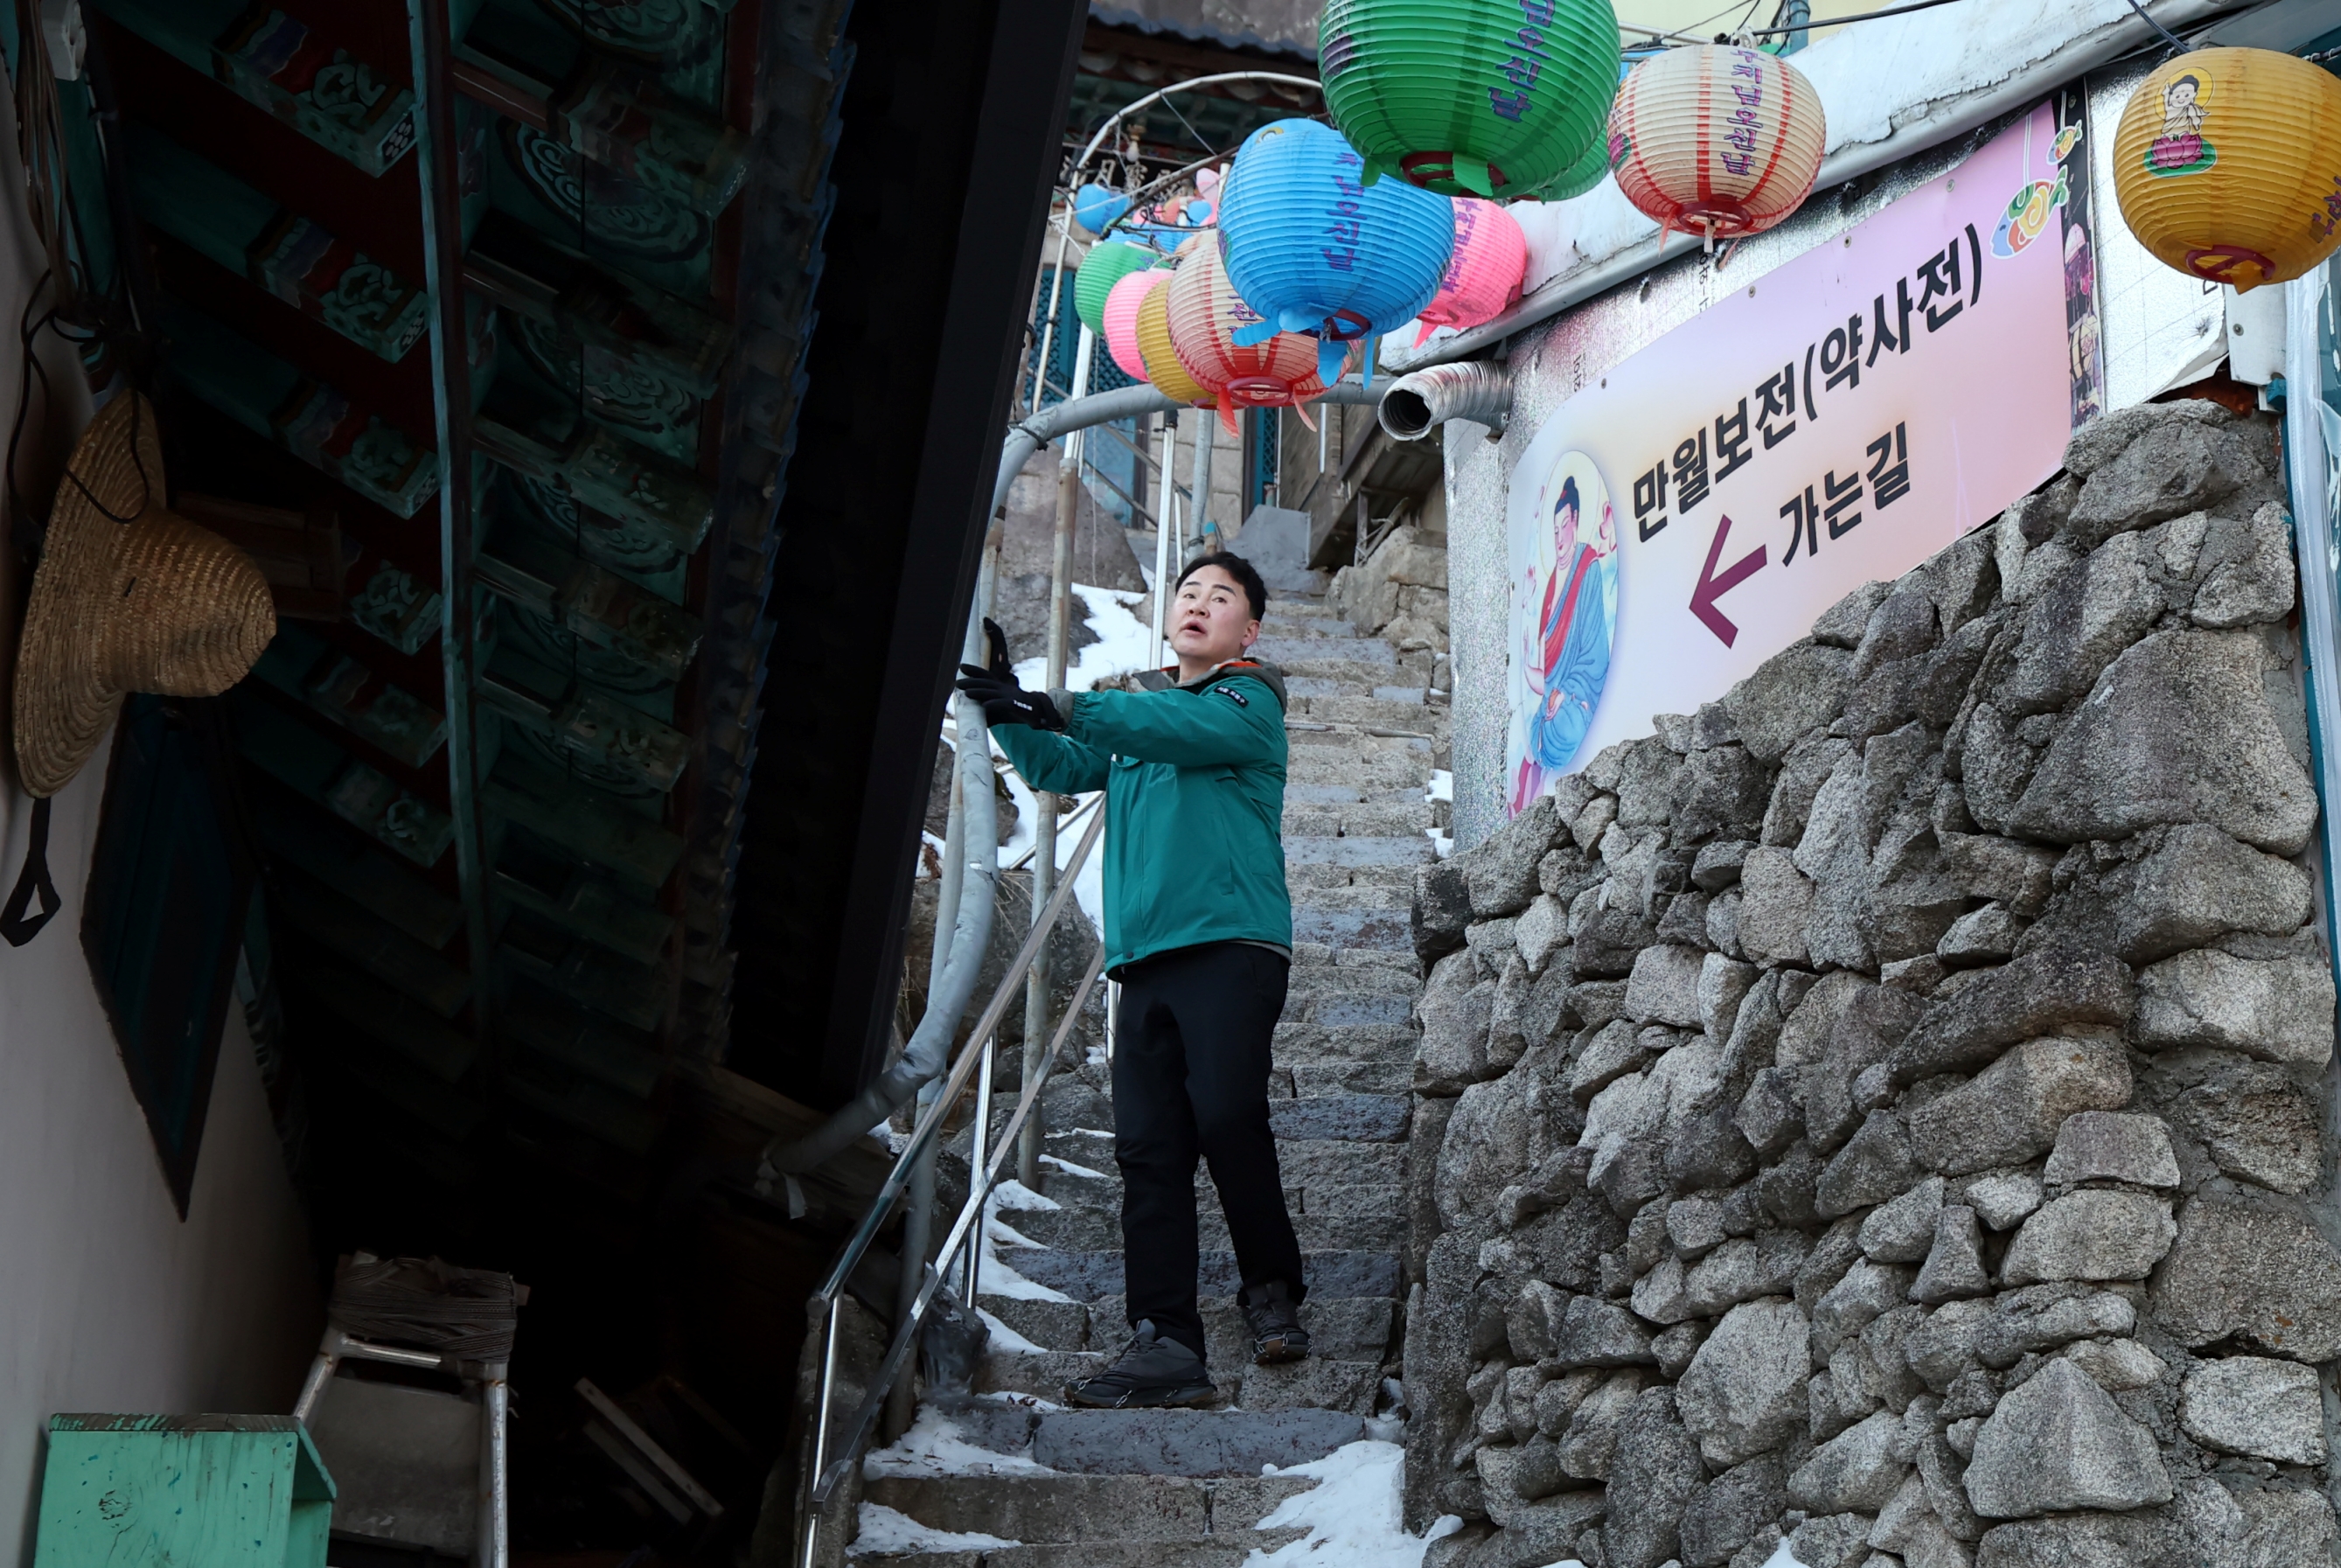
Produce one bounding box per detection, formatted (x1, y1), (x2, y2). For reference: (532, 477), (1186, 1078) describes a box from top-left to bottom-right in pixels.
(1502, 100), (2092, 815)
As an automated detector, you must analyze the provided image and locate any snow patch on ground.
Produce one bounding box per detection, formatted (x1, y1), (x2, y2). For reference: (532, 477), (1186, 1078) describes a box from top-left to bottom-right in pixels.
(989, 1177), (1061, 1211)
(861, 1407), (1053, 1482)
(1243, 1441), (1463, 1568)
(973, 1181), (1075, 1302)
(978, 1306), (1049, 1353)
(847, 1502), (1017, 1556)
(1040, 1151), (1109, 1181)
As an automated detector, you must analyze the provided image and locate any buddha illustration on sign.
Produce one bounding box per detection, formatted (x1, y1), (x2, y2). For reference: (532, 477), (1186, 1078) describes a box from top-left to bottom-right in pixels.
(1507, 450), (1618, 814)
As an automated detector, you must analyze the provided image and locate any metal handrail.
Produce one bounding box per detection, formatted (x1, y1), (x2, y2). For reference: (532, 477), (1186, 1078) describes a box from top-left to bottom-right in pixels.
(806, 804), (1105, 1308)
(808, 946), (1106, 1523)
(795, 805), (1108, 1566)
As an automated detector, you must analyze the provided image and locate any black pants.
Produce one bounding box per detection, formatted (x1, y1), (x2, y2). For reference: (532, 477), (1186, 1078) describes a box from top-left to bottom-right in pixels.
(1111, 941), (1304, 1361)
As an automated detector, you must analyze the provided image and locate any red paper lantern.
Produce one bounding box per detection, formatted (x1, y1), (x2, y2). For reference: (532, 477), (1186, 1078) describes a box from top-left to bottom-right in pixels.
(1607, 45), (1826, 246)
(1166, 240), (1330, 436)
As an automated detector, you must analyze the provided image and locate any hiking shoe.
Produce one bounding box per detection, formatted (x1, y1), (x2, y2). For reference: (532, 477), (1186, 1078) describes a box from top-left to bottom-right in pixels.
(1241, 1281), (1309, 1364)
(1063, 1321), (1216, 1408)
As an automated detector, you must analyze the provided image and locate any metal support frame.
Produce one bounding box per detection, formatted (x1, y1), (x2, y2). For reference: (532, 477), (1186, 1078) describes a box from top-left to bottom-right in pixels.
(294, 1327), (510, 1568)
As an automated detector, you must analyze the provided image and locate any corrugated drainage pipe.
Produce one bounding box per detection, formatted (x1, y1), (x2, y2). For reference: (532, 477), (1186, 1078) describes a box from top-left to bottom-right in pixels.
(1378, 361), (1513, 442)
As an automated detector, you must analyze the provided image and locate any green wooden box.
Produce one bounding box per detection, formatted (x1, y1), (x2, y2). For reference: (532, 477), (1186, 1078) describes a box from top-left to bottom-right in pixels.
(36, 1414), (334, 1567)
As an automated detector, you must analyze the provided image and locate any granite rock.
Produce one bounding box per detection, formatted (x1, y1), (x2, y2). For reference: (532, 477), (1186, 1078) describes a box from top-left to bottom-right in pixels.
(2040, 1112), (2178, 1189)
(2177, 1355), (2326, 1465)
(2150, 1195), (2341, 1362)
(1602, 1390), (1705, 1568)
(2133, 948), (2337, 1068)
(1418, 950), (1495, 1094)
(1626, 943), (1709, 1028)
(2170, 1060), (2321, 1195)
(1737, 847), (1816, 967)
(1816, 1112), (1923, 1219)
(1938, 903), (2024, 967)
(1674, 743), (1771, 843)
(1999, 528), (2163, 715)
(1729, 641), (1857, 764)
(1888, 947), (2133, 1084)
(1970, 1510), (2191, 1568)
(1961, 1172), (2044, 1231)
(1860, 1175), (1947, 1263)
(1906, 1037), (2131, 1176)
(2191, 502), (2296, 628)
(1937, 834), (2059, 914)
(1681, 1455), (1788, 1568)
(2005, 630), (2317, 858)
(1999, 1189), (2176, 1285)
(1973, 1286), (2136, 1369)
(1676, 1300), (1813, 1468)
(1788, 1409), (1911, 1514)
(2062, 403), (2278, 543)
(1961, 1358), (2172, 1518)
(1911, 1206), (1991, 1303)
(1466, 795), (1560, 916)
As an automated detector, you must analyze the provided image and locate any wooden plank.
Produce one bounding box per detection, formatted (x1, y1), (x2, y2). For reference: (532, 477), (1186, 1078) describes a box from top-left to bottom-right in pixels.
(484, 751), (683, 887)
(235, 694), (456, 868)
(178, 491), (346, 621)
(275, 869), (471, 1019)
(35, 1421), (327, 1567)
(463, 213), (731, 394)
(251, 781), (463, 949)
(292, 950), (476, 1084)
(253, 623), (449, 769)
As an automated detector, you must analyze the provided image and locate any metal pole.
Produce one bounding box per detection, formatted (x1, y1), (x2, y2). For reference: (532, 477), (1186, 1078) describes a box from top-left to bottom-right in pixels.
(477, 1362), (510, 1568)
(1153, 412), (1178, 663)
(1189, 410), (1215, 558)
(965, 1029), (995, 1306)
(884, 1081), (937, 1443)
(800, 1295), (843, 1568)
(1021, 327), (1091, 1190)
(291, 1329), (344, 1423)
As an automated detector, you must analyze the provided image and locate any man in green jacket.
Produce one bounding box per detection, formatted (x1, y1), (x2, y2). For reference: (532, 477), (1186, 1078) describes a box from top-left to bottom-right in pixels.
(957, 552), (1305, 1408)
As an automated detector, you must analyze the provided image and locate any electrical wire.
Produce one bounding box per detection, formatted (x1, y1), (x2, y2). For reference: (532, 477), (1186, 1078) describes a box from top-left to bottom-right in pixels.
(2121, 0), (2192, 52)
(1738, 0), (1964, 33)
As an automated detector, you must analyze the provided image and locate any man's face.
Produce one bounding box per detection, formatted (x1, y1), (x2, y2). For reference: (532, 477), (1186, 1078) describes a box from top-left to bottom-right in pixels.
(1171, 564), (1260, 667)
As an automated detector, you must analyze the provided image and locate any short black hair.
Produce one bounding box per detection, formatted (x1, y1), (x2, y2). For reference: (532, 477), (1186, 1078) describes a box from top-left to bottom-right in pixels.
(1174, 551), (1268, 621)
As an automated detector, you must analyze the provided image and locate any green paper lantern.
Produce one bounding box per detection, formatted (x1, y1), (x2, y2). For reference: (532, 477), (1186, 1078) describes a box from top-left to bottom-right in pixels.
(1320, 0), (1623, 200)
(1534, 128), (1613, 201)
(1074, 241), (1159, 337)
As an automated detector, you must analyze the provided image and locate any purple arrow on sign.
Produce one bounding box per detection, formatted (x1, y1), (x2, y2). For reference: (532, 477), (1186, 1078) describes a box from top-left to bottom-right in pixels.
(1690, 513), (1767, 647)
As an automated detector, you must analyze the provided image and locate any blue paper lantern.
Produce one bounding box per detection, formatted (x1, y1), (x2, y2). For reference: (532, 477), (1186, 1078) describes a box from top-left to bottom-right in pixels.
(1216, 119), (1455, 384)
(1073, 183), (1132, 235)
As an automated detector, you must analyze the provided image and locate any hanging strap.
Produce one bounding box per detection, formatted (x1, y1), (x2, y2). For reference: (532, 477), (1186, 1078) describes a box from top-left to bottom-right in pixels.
(1, 796), (59, 946)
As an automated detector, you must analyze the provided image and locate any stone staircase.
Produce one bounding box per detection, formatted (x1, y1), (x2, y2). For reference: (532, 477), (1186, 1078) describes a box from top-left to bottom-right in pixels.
(852, 595), (1450, 1564)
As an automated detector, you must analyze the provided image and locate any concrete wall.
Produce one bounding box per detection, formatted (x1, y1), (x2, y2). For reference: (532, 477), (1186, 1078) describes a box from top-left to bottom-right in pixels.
(0, 742), (321, 1565)
(0, 58), (319, 1563)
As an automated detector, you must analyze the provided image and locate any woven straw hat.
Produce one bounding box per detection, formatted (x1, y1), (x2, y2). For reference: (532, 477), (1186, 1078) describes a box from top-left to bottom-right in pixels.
(13, 393), (275, 797)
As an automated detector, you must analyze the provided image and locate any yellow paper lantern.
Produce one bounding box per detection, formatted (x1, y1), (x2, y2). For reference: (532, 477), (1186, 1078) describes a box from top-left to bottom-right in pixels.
(1607, 45), (1827, 245)
(1135, 282), (1214, 408)
(2113, 46), (2341, 293)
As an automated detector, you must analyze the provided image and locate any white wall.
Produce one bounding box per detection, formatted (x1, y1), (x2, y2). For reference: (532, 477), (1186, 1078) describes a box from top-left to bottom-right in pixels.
(0, 735), (321, 1566)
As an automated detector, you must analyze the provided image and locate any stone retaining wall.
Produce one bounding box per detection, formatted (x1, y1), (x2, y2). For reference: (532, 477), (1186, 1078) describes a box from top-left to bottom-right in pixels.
(1403, 399), (2341, 1568)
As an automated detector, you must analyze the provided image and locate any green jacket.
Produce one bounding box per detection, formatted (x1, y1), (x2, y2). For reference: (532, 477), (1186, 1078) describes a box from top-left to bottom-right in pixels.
(993, 661), (1290, 975)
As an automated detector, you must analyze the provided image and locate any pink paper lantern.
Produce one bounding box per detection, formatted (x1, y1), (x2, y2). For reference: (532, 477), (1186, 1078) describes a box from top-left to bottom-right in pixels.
(1414, 198), (1528, 345)
(1104, 268), (1170, 380)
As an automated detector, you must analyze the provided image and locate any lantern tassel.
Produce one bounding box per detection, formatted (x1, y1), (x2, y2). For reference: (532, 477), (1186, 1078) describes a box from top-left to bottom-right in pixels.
(1292, 401), (1319, 433)
(1219, 401), (1242, 438)
(1230, 319), (1280, 348)
(1453, 157), (1497, 199)
(1317, 339), (1347, 387)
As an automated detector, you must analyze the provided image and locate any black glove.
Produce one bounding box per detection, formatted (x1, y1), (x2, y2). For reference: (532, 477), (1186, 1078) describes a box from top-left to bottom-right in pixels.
(956, 617), (1066, 730)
